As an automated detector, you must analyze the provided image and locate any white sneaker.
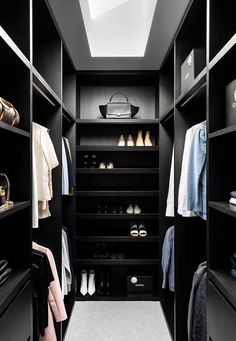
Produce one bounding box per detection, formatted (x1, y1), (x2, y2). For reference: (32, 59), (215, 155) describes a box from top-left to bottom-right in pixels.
(126, 203), (134, 214)
(99, 162), (106, 169)
(118, 134), (125, 146)
(107, 162), (114, 169)
(127, 134), (134, 146)
(80, 269), (88, 296)
(88, 270), (96, 296)
(134, 203), (141, 214)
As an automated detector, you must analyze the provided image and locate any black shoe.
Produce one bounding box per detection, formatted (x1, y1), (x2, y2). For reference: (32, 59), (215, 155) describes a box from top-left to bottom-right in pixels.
(110, 243), (118, 259)
(105, 272), (111, 295)
(94, 242), (101, 258)
(101, 242), (109, 259)
(111, 207), (117, 214)
(119, 206), (124, 214)
(97, 272), (105, 296)
(118, 244), (126, 259)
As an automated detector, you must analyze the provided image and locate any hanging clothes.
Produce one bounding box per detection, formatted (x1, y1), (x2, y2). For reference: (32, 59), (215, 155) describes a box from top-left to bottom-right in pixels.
(187, 261), (207, 341)
(62, 137), (76, 196)
(166, 147), (174, 217)
(32, 122), (59, 228)
(33, 242), (67, 341)
(178, 121), (206, 220)
(161, 226), (175, 292)
(62, 228), (72, 296)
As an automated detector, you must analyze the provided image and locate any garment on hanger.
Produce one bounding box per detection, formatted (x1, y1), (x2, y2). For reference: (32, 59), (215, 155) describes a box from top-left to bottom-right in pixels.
(161, 226), (175, 292)
(178, 121), (206, 220)
(166, 147), (174, 217)
(187, 261), (207, 341)
(62, 137), (76, 196)
(62, 228), (72, 296)
(32, 250), (54, 340)
(33, 242), (67, 341)
(32, 122), (59, 228)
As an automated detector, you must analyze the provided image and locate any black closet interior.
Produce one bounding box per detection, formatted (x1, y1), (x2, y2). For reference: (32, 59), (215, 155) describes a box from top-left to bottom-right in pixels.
(0, 0), (236, 340)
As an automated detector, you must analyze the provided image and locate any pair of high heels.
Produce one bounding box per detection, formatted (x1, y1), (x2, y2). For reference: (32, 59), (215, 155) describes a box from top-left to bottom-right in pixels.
(118, 131), (152, 147)
(80, 269), (96, 296)
(97, 272), (110, 296)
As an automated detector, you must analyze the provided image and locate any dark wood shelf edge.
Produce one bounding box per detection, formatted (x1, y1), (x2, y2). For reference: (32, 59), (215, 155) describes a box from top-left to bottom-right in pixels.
(76, 119), (159, 125)
(76, 295), (159, 301)
(62, 103), (76, 123)
(159, 103), (175, 123)
(0, 201), (31, 220)
(209, 269), (236, 309)
(76, 259), (159, 265)
(76, 146), (159, 152)
(209, 33), (236, 70)
(76, 191), (159, 197)
(76, 213), (159, 219)
(76, 236), (160, 242)
(76, 168), (159, 174)
(0, 268), (31, 316)
(0, 121), (30, 138)
(209, 201), (236, 218)
(209, 124), (236, 139)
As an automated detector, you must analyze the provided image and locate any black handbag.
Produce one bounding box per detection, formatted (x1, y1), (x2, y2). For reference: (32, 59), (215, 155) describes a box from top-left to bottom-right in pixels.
(99, 92), (139, 119)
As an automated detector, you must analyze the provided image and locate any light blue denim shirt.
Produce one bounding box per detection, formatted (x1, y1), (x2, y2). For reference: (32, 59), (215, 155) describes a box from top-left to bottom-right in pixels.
(161, 226), (175, 292)
(186, 121), (207, 220)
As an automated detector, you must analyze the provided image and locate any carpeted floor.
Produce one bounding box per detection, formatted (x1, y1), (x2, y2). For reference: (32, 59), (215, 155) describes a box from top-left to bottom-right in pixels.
(65, 301), (172, 341)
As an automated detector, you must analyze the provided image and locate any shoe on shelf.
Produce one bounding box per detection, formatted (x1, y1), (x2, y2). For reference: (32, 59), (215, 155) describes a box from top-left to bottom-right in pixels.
(144, 130), (153, 146)
(118, 134), (126, 146)
(111, 207), (117, 214)
(105, 272), (111, 295)
(138, 222), (147, 237)
(90, 161), (97, 168)
(126, 203), (134, 214)
(83, 161), (89, 168)
(107, 162), (114, 169)
(134, 203), (141, 214)
(110, 243), (118, 259)
(97, 272), (105, 296)
(94, 242), (101, 258)
(88, 270), (96, 296)
(130, 222), (139, 237)
(104, 205), (108, 214)
(99, 162), (106, 169)
(136, 130), (144, 146)
(101, 242), (109, 259)
(119, 206), (124, 214)
(80, 269), (88, 296)
(118, 244), (126, 259)
(127, 134), (134, 146)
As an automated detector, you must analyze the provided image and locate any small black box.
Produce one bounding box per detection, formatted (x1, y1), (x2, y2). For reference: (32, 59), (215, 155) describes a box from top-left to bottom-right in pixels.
(181, 48), (205, 94)
(226, 79), (236, 127)
(126, 275), (153, 296)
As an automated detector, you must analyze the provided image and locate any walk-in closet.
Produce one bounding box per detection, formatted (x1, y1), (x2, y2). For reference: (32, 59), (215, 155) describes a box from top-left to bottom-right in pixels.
(0, 0), (236, 340)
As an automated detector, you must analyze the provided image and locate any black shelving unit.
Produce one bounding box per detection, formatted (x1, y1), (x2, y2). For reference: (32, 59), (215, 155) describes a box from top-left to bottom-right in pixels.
(76, 72), (159, 301)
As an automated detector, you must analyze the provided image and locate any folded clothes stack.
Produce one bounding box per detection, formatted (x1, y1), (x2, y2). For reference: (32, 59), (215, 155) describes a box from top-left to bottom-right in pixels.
(230, 252), (236, 279)
(229, 191), (236, 205)
(0, 259), (12, 285)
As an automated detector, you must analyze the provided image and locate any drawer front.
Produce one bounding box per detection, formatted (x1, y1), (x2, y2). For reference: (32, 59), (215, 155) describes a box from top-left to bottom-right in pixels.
(208, 281), (236, 341)
(0, 281), (32, 341)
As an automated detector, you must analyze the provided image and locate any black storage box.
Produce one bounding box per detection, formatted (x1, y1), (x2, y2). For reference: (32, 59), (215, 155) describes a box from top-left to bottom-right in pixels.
(127, 275), (153, 296)
(226, 79), (236, 127)
(181, 48), (205, 93)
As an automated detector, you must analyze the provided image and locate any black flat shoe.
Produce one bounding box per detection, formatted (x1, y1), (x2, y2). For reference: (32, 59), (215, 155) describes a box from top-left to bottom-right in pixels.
(105, 272), (111, 295)
(97, 272), (105, 296)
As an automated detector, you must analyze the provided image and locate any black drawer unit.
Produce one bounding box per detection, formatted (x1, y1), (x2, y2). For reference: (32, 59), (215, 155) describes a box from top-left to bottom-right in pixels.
(0, 281), (32, 341)
(208, 281), (236, 341)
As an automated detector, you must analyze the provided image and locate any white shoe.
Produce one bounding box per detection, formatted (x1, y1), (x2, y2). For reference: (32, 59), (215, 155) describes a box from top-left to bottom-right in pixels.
(80, 269), (88, 296)
(107, 162), (114, 169)
(144, 131), (152, 146)
(126, 203), (134, 214)
(88, 270), (96, 296)
(118, 134), (125, 146)
(134, 203), (141, 214)
(99, 162), (106, 169)
(127, 134), (134, 146)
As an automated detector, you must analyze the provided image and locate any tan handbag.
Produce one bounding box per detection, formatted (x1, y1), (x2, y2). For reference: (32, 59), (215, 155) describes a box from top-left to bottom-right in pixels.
(0, 97), (20, 127)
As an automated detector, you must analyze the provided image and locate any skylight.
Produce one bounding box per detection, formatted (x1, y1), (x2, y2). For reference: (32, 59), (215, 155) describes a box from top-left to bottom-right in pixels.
(79, 0), (158, 57)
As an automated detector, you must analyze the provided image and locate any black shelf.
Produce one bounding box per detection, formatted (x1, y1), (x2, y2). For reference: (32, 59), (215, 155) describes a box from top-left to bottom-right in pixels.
(159, 103), (174, 123)
(209, 125), (236, 139)
(209, 201), (236, 218)
(76, 168), (159, 174)
(62, 104), (76, 124)
(76, 259), (159, 265)
(209, 269), (236, 309)
(76, 213), (159, 220)
(76, 119), (159, 125)
(77, 236), (159, 242)
(77, 190), (159, 197)
(209, 34), (236, 70)
(76, 295), (159, 301)
(0, 121), (30, 138)
(0, 268), (31, 316)
(0, 201), (31, 220)
(76, 146), (159, 152)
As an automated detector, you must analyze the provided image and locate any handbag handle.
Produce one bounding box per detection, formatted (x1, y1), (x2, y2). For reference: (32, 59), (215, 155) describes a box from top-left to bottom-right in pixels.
(109, 92), (129, 103)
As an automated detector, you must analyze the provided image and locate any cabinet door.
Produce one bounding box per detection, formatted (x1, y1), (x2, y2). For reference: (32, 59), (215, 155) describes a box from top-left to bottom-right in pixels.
(208, 281), (236, 341)
(0, 281), (32, 341)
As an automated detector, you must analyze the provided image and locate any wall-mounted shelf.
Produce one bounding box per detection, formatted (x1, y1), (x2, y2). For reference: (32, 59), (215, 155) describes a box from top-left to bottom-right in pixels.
(76, 168), (159, 174)
(76, 146), (159, 152)
(76, 119), (159, 125)
(77, 236), (159, 242)
(76, 259), (159, 265)
(0, 201), (31, 220)
(209, 201), (236, 218)
(76, 213), (159, 220)
(77, 190), (159, 197)
(209, 125), (236, 139)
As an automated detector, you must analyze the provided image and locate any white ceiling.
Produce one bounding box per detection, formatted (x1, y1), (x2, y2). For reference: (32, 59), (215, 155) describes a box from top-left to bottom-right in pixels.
(48, 0), (191, 70)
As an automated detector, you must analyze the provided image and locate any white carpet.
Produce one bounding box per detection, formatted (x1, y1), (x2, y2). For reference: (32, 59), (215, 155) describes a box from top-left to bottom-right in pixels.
(65, 301), (172, 341)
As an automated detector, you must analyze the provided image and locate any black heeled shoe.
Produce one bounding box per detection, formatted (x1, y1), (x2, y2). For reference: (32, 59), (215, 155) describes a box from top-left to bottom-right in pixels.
(97, 272), (105, 296)
(105, 272), (111, 295)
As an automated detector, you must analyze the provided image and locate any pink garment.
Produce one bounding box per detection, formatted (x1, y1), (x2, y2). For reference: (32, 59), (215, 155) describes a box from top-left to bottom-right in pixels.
(33, 242), (67, 341)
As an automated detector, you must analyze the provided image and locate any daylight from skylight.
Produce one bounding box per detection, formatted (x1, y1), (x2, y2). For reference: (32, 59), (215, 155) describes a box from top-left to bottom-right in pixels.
(79, 0), (158, 57)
